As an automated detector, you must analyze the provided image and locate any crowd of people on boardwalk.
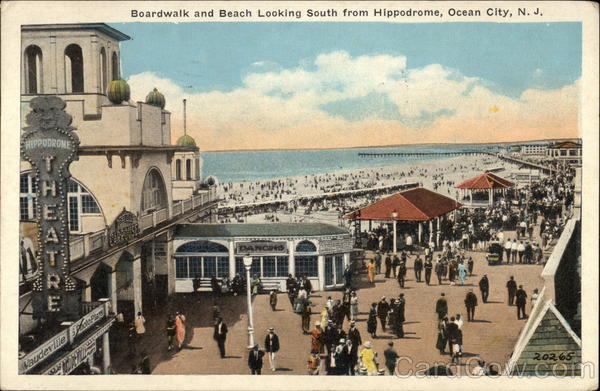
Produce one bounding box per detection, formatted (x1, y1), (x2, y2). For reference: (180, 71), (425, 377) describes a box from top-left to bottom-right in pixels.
(111, 161), (575, 376)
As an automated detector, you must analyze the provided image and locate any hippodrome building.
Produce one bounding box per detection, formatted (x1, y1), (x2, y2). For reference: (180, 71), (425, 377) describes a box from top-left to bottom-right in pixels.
(18, 23), (353, 375)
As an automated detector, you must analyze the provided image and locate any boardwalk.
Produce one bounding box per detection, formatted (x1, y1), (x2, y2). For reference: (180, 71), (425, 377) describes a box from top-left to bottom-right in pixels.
(113, 232), (545, 375)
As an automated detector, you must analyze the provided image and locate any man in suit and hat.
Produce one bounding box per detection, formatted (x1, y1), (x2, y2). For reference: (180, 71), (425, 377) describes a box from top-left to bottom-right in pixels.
(506, 276), (517, 306)
(435, 293), (448, 320)
(264, 327), (280, 371)
(377, 296), (390, 331)
(479, 274), (489, 303)
(213, 317), (228, 358)
(516, 285), (528, 319)
(248, 344), (265, 375)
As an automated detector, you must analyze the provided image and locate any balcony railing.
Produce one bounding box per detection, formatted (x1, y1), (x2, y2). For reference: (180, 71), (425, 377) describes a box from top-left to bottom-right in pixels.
(66, 187), (217, 263)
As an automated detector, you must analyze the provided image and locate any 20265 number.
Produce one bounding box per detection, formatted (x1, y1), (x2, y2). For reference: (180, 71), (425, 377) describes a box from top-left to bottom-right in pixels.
(533, 352), (574, 361)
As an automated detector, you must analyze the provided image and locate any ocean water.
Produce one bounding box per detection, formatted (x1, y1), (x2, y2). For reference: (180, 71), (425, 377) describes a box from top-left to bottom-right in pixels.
(202, 144), (500, 184)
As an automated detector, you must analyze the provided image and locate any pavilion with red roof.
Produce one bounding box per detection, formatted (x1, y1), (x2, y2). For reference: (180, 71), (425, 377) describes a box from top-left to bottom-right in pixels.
(455, 171), (515, 206)
(344, 187), (462, 250)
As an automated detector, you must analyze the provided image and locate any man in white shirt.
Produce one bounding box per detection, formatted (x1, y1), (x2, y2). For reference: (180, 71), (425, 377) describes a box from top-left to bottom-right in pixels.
(504, 239), (513, 263)
(517, 241), (526, 263)
(511, 240), (519, 263)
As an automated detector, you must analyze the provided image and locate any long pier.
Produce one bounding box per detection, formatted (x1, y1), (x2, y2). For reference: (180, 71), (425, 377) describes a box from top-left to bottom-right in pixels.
(358, 151), (490, 158)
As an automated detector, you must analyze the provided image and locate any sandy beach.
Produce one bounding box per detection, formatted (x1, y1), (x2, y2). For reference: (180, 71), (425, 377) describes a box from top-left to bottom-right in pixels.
(216, 155), (532, 225)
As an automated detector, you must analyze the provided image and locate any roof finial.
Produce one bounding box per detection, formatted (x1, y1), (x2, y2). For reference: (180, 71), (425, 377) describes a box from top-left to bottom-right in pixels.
(183, 99), (187, 136)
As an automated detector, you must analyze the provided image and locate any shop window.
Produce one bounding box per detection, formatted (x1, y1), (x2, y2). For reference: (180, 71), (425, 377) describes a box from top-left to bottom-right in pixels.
(64, 44), (84, 93)
(325, 256), (334, 286)
(263, 257), (276, 277)
(235, 256), (275, 278)
(335, 255), (345, 284)
(202, 257), (216, 277)
(188, 256), (201, 278)
(295, 256), (318, 277)
(217, 257), (229, 278)
(176, 257), (188, 278)
(24, 45), (43, 94)
(276, 257), (288, 277)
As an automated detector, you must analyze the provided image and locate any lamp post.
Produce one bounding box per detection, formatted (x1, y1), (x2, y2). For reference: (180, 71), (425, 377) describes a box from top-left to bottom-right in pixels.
(391, 210), (398, 255)
(243, 256), (255, 349)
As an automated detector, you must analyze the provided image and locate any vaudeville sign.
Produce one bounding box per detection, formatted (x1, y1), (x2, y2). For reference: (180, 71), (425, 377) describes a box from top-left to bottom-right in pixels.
(21, 96), (80, 320)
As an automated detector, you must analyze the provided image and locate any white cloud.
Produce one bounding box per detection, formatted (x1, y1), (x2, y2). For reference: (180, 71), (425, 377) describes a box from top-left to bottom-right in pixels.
(126, 51), (579, 150)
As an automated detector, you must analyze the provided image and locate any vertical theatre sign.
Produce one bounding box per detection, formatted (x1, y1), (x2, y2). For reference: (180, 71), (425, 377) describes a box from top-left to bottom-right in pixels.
(21, 96), (81, 321)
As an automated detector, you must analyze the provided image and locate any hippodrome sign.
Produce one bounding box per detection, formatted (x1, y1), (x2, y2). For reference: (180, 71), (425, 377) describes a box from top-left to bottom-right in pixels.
(21, 96), (80, 320)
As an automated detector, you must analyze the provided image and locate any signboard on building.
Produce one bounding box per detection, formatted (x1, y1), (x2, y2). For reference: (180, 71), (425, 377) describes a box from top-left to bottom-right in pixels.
(21, 96), (80, 321)
(108, 208), (140, 247)
(319, 237), (353, 255)
(41, 319), (113, 375)
(18, 302), (107, 374)
(235, 241), (287, 255)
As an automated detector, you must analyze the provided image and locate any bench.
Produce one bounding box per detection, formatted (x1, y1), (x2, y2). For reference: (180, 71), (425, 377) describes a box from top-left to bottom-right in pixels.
(193, 279), (284, 293)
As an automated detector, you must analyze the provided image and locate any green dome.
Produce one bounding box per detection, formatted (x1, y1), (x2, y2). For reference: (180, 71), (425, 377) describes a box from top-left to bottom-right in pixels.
(107, 79), (130, 104)
(177, 134), (196, 146)
(145, 87), (165, 109)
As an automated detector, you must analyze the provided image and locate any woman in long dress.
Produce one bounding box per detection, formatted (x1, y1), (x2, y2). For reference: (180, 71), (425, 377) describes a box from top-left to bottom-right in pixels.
(350, 292), (359, 321)
(320, 307), (329, 329)
(436, 317), (448, 354)
(457, 263), (467, 285)
(367, 260), (376, 283)
(367, 303), (378, 338)
(175, 311), (186, 350)
(359, 341), (378, 375)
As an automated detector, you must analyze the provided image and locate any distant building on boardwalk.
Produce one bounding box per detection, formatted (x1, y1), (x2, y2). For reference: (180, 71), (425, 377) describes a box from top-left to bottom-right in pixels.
(546, 141), (582, 165)
(520, 143), (548, 156)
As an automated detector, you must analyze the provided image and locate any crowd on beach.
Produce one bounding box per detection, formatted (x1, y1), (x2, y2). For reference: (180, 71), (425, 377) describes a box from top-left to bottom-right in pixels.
(217, 155), (515, 224)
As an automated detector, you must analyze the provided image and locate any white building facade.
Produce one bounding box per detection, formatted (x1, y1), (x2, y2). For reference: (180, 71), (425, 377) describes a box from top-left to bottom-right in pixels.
(19, 24), (218, 371)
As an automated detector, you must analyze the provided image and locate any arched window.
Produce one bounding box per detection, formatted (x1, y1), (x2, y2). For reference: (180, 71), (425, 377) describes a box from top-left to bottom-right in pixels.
(175, 159), (182, 180)
(186, 159), (192, 180)
(65, 44), (84, 93)
(296, 240), (317, 253)
(141, 169), (167, 213)
(20, 172), (101, 232)
(175, 241), (229, 279)
(99, 47), (107, 93)
(24, 45), (43, 94)
(195, 157), (200, 180)
(111, 52), (120, 80)
(176, 241), (228, 253)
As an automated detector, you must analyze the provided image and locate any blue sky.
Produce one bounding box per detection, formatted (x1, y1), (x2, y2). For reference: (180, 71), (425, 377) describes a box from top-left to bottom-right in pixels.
(115, 22), (581, 150)
(115, 22), (581, 97)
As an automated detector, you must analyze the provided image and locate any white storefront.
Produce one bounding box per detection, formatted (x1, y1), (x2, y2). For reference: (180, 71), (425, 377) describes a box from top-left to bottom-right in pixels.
(172, 223), (353, 292)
